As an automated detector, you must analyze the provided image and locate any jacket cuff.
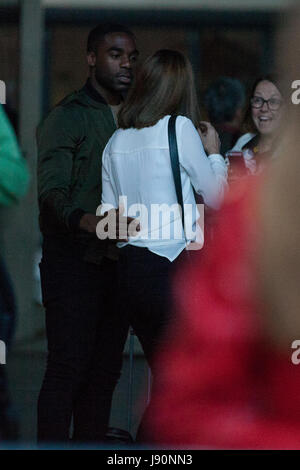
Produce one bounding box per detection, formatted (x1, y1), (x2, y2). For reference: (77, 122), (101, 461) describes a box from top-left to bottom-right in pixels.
(68, 208), (87, 231)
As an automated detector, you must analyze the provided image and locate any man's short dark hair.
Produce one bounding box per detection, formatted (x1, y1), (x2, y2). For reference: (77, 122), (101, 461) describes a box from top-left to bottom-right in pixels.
(203, 76), (246, 124)
(87, 23), (136, 54)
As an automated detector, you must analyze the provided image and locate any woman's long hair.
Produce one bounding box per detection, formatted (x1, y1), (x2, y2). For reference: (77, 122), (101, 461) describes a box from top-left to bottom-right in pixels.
(118, 49), (201, 129)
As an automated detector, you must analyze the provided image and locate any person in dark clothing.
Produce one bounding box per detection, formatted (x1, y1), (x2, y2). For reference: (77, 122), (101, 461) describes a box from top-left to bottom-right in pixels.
(37, 24), (139, 445)
(0, 104), (30, 441)
(203, 76), (246, 155)
(0, 258), (18, 441)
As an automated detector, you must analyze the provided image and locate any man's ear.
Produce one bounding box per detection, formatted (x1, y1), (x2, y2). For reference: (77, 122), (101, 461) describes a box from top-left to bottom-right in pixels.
(87, 51), (96, 67)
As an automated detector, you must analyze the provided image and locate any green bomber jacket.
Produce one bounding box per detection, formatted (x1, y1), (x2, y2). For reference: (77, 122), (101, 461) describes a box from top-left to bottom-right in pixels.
(37, 80), (117, 258)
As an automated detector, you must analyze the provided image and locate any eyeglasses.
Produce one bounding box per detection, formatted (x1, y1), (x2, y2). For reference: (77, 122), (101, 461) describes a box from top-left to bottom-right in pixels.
(251, 96), (283, 111)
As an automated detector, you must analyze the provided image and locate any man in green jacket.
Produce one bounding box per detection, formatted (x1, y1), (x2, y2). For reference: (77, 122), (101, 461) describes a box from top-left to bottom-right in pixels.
(37, 24), (139, 445)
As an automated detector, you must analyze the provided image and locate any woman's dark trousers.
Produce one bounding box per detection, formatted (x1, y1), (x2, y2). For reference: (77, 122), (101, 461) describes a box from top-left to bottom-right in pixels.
(117, 245), (187, 441)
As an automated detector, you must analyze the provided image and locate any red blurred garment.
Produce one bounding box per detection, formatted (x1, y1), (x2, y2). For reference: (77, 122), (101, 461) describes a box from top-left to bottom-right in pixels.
(146, 177), (300, 449)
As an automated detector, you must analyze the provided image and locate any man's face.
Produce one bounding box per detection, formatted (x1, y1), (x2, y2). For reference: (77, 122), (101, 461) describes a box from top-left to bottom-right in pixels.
(88, 32), (139, 94)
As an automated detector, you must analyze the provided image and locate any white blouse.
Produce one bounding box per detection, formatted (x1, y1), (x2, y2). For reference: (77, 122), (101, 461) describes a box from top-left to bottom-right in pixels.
(230, 132), (258, 174)
(101, 115), (227, 261)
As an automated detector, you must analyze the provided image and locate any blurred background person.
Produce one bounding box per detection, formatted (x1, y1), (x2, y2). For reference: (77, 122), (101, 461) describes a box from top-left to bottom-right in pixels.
(0, 104), (30, 441)
(142, 8), (300, 449)
(203, 76), (246, 155)
(229, 75), (285, 177)
(145, 173), (300, 449)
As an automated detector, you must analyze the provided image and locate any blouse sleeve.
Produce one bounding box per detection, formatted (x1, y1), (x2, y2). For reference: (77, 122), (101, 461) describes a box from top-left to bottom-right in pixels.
(177, 117), (228, 208)
(100, 140), (119, 214)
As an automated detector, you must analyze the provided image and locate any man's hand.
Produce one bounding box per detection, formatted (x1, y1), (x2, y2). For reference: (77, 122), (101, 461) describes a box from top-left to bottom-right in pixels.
(79, 209), (140, 241)
(79, 213), (100, 233)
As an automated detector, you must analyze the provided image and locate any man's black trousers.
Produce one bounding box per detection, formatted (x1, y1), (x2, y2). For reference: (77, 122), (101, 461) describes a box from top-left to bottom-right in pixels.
(37, 237), (127, 444)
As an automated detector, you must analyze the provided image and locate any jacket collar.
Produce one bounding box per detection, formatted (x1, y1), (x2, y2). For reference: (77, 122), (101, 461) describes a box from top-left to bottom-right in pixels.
(82, 78), (107, 105)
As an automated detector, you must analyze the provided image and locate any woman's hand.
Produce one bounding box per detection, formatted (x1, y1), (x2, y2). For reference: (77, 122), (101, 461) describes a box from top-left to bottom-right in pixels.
(197, 121), (221, 155)
(79, 209), (140, 241)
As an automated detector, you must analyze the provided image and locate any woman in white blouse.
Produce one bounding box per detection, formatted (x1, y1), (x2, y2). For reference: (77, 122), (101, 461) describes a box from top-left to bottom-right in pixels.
(100, 50), (227, 433)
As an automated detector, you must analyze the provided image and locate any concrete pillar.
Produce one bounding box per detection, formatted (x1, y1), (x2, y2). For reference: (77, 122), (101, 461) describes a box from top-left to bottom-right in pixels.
(3, 0), (44, 343)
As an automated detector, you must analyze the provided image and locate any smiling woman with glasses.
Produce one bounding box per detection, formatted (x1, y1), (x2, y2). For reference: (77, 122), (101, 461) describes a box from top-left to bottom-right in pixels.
(228, 75), (285, 177)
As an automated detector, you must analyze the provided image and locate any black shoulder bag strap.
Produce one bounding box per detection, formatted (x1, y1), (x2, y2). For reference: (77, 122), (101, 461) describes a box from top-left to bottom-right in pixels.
(168, 115), (186, 240)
